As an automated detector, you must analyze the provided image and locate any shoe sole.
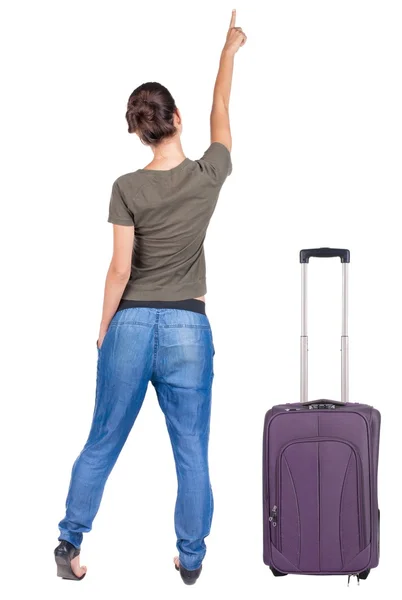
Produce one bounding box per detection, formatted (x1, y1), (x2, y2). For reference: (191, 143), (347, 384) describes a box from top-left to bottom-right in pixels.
(55, 554), (86, 581)
(175, 562), (201, 585)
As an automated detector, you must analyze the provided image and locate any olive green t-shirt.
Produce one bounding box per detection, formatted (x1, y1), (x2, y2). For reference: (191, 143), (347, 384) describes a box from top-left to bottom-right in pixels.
(107, 142), (232, 301)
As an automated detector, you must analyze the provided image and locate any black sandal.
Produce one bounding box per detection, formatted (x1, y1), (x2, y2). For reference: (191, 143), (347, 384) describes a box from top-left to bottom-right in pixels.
(54, 540), (86, 581)
(174, 559), (202, 585)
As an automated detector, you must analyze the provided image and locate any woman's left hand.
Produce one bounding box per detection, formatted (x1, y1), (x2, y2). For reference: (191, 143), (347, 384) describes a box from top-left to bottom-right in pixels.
(97, 327), (107, 350)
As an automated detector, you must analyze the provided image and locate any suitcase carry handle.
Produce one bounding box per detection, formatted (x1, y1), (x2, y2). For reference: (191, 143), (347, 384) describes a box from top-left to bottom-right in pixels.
(303, 399), (346, 407)
(303, 399), (347, 409)
(300, 247), (350, 263)
(300, 247), (350, 404)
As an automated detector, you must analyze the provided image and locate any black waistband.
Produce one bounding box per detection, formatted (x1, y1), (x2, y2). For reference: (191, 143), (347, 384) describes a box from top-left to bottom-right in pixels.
(116, 298), (206, 315)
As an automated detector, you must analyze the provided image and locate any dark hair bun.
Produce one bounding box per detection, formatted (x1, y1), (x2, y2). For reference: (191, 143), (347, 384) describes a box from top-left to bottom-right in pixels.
(126, 82), (177, 145)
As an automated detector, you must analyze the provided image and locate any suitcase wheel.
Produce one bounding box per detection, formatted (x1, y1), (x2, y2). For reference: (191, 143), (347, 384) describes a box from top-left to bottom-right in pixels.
(358, 569), (371, 580)
(269, 566), (288, 577)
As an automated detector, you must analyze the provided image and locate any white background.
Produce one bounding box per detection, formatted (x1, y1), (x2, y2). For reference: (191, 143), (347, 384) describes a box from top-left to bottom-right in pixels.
(1, 1), (401, 598)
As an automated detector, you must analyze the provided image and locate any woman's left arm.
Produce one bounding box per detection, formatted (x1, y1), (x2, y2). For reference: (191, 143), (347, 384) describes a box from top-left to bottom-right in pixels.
(97, 224), (134, 348)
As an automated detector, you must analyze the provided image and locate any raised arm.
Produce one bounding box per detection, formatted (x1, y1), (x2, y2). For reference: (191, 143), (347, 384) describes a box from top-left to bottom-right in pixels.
(210, 9), (247, 152)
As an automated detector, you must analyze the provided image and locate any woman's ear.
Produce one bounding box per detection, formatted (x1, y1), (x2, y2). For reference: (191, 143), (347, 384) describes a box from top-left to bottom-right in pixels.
(174, 108), (182, 126)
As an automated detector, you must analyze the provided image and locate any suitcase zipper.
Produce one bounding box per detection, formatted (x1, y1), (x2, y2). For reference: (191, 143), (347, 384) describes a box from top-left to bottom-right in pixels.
(275, 457), (282, 551)
(269, 505), (278, 526)
(269, 505), (278, 546)
(357, 455), (366, 551)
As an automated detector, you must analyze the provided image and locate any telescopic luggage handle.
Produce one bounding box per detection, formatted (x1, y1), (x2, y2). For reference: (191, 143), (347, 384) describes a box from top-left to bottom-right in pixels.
(299, 247), (350, 404)
(300, 247), (350, 263)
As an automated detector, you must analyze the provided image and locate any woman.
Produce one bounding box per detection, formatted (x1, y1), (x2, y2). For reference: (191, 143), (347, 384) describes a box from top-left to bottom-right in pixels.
(54, 10), (246, 586)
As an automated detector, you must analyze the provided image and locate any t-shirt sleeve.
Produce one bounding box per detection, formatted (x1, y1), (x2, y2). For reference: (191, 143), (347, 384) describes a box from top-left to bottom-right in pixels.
(196, 142), (232, 184)
(107, 178), (135, 226)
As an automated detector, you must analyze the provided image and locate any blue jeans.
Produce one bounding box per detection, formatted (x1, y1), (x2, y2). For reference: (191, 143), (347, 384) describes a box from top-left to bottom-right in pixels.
(58, 307), (214, 570)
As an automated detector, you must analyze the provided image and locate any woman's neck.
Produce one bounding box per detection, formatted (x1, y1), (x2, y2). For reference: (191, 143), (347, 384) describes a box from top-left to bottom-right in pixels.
(145, 137), (186, 170)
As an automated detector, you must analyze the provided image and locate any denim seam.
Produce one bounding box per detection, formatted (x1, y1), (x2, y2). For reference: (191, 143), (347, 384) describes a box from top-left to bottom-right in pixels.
(109, 321), (155, 329)
(160, 324), (211, 330)
(152, 313), (160, 375)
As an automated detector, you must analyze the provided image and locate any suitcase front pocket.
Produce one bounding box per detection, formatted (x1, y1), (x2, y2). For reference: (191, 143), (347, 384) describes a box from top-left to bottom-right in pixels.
(275, 437), (366, 572)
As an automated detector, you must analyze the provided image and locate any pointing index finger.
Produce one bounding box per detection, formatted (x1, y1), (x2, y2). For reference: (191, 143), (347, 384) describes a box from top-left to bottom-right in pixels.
(229, 9), (236, 30)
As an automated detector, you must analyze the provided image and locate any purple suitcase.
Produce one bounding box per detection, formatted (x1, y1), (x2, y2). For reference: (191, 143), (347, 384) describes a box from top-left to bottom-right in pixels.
(263, 248), (381, 584)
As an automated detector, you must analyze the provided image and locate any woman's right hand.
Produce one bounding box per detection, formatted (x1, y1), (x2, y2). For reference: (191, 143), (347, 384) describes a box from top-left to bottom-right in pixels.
(211, 9), (246, 151)
(223, 9), (247, 55)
